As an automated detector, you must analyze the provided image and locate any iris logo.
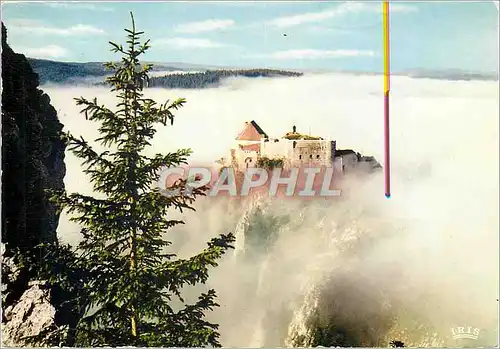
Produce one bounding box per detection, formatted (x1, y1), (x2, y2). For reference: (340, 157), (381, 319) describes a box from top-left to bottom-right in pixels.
(450, 325), (480, 340)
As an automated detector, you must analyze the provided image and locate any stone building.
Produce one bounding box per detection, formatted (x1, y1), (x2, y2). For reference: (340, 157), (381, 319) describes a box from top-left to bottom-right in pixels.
(223, 120), (380, 173)
(231, 120), (268, 169)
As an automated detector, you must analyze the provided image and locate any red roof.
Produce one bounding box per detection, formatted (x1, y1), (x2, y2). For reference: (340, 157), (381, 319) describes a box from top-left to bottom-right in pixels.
(236, 120), (268, 141)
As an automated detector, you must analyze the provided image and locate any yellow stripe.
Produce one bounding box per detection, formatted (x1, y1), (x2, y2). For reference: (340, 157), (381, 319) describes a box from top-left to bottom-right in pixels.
(383, 0), (390, 93)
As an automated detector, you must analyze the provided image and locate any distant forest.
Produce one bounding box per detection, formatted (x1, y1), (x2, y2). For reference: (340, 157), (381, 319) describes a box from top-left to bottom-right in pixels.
(98, 69), (303, 89)
(27, 58), (192, 84)
(145, 69), (302, 89)
(27, 58), (496, 86)
(28, 58), (110, 84)
(27, 58), (304, 88)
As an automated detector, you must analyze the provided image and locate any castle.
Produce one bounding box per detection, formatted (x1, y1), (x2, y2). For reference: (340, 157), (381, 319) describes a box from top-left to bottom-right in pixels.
(219, 120), (380, 174)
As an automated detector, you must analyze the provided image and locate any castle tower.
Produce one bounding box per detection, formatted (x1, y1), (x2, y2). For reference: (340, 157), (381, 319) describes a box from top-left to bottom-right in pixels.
(233, 120), (268, 170)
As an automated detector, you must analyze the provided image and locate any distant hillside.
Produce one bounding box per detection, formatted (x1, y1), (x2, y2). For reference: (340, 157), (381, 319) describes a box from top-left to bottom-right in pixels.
(26, 58), (197, 84)
(27, 58), (495, 86)
(304, 69), (498, 81)
(145, 69), (303, 89)
(28, 59), (107, 84)
(402, 68), (498, 81)
(27, 58), (304, 88)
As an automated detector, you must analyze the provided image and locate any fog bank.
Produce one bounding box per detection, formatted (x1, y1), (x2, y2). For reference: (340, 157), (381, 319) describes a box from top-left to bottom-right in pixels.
(44, 72), (499, 346)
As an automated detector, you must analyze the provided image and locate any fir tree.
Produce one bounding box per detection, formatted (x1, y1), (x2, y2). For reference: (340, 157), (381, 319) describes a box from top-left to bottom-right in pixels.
(53, 13), (235, 346)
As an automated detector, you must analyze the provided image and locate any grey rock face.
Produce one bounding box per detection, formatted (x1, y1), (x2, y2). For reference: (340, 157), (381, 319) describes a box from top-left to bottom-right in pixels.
(2, 23), (70, 347)
(2, 22), (67, 258)
(1, 281), (59, 347)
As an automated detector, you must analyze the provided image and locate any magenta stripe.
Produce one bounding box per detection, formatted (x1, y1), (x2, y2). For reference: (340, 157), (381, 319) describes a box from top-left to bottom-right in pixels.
(384, 92), (390, 197)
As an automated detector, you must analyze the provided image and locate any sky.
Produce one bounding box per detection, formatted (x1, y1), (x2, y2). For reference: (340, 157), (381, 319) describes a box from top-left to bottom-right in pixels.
(1, 1), (499, 73)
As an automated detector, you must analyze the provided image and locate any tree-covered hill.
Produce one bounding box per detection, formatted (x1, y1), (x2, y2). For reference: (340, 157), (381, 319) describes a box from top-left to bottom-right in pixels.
(28, 58), (110, 83)
(144, 69), (303, 89)
(26, 58), (497, 86)
(27, 58), (196, 84)
(26, 58), (304, 88)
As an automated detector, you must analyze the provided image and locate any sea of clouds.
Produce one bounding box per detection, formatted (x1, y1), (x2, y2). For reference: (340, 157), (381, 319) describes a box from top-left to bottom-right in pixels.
(43, 72), (499, 346)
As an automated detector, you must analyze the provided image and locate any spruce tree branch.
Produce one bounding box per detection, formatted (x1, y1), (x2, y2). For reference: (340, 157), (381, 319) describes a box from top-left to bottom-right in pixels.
(64, 132), (114, 171)
(141, 150), (191, 179)
(157, 233), (235, 298)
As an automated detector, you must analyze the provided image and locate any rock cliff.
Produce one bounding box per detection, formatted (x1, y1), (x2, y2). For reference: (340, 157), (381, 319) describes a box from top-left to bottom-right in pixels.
(1, 23), (66, 259)
(1, 22), (70, 346)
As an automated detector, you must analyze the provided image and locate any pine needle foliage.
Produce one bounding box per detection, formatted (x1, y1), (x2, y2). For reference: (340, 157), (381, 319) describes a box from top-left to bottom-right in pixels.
(53, 13), (235, 347)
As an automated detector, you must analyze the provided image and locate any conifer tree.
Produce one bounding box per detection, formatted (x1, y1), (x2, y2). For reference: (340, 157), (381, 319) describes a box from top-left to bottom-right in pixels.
(54, 13), (235, 346)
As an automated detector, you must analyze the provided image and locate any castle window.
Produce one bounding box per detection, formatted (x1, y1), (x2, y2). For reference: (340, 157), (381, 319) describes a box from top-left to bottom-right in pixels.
(309, 155), (313, 159)
(299, 155), (302, 160)
(316, 155), (320, 159)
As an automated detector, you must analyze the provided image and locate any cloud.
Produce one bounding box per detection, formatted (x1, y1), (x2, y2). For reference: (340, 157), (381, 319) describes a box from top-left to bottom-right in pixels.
(307, 26), (354, 35)
(14, 44), (69, 59)
(3, 18), (41, 28)
(266, 1), (417, 28)
(211, 2), (270, 7)
(374, 3), (419, 13)
(174, 19), (235, 34)
(43, 2), (114, 12)
(45, 73), (498, 347)
(260, 49), (376, 60)
(152, 37), (228, 49)
(6, 20), (106, 36)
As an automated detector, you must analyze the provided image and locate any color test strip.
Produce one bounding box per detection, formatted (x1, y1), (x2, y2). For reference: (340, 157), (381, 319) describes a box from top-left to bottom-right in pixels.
(383, 0), (391, 198)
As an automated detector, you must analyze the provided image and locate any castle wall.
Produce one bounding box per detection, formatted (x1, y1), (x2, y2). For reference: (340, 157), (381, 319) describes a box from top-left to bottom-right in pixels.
(233, 148), (259, 169)
(260, 139), (294, 160)
(227, 121), (346, 174)
(258, 139), (338, 168)
(290, 140), (335, 167)
(337, 153), (358, 172)
(333, 157), (343, 173)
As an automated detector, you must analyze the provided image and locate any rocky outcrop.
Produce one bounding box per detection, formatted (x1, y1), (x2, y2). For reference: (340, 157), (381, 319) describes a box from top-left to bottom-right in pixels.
(1, 280), (61, 347)
(1, 21), (66, 287)
(2, 244), (84, 347)
(1, 23), (70, 346)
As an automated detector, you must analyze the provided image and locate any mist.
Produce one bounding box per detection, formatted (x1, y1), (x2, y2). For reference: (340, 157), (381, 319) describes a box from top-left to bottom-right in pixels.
(43, 72), (499, 347)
